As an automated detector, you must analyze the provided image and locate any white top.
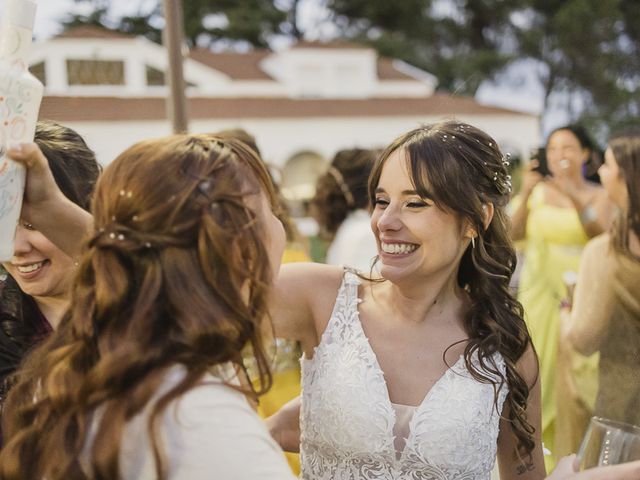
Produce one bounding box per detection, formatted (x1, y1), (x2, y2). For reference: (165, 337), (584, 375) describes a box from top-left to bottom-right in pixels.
(83, 365), (296, 480)
(300, 271), (508, 480)
(325, 209), (378, 273)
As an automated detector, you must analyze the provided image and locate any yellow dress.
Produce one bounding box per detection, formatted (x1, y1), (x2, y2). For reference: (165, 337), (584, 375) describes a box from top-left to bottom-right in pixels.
(517, 185), (598, 468)
(256, 243), (309, 475)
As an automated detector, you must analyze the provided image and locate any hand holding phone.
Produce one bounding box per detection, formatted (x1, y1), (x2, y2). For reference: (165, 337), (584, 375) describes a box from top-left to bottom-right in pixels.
(531, 147), (552, 177)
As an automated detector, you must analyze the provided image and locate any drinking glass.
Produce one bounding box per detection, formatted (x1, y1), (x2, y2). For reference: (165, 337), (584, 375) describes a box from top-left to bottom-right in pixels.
(577, 417), (640, 470)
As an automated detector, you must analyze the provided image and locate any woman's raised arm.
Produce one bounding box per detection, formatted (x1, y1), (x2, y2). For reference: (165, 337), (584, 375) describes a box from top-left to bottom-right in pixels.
(8, 143), (92, 258)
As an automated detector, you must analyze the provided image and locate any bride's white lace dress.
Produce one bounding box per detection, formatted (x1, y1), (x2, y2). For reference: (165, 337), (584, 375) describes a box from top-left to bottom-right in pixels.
(300, 271), (508, 480)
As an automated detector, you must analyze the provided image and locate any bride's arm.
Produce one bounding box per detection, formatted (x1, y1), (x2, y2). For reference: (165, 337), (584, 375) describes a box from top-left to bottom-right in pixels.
(497, 345), (546, 480)
(270, 262), (343, 356)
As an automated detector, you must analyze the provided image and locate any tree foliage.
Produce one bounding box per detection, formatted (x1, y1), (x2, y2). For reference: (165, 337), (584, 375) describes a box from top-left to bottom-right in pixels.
(61, 0), (639, 133)
(515, 0), (638, 134)
(63, 0), (294, 49)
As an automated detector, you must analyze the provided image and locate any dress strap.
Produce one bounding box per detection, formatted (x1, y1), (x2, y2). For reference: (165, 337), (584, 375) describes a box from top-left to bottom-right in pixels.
(313, 267), (362, 344)
(341, 266), (362, 306)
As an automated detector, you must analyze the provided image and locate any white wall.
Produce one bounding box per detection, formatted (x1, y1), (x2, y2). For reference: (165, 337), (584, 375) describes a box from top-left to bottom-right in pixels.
(69, 114), (539, 168)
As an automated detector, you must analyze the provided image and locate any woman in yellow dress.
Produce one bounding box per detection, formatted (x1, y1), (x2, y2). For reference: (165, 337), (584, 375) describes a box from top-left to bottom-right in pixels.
(510, 125), (613, 467)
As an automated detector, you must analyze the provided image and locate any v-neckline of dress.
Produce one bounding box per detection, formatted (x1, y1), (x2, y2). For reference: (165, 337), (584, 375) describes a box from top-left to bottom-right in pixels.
(350, 284), (466, 462)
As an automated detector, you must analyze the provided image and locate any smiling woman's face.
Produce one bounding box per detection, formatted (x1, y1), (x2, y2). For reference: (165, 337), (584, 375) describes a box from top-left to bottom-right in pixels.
(2, 221), (74, 300)
(546, 129), (589, 177)
(370, 149), (468, 284)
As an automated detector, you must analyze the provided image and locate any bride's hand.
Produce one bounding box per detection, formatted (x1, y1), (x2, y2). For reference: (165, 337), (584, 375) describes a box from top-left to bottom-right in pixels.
(547, 455), (640, 479)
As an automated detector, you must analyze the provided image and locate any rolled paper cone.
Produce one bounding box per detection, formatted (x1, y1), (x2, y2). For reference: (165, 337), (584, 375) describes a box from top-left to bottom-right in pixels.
(0, 0), (43, 261)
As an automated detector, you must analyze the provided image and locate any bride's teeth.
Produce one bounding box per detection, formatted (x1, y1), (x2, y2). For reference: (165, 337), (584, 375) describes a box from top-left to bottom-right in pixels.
(17, 262), (43, 273)
(382, 243), (416, 254)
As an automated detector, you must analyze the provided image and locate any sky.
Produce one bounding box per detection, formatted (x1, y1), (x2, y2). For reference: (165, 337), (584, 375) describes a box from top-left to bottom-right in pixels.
(0, 0), (565, 134)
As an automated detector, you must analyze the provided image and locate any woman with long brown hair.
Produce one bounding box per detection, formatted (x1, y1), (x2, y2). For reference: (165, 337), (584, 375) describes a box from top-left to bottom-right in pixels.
(272, 121), (545, 479)
(0, 136), (296, 479)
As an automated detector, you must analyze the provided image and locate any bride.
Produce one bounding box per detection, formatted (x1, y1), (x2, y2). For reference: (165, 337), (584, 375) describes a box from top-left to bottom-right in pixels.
(271, 121), (546, 479)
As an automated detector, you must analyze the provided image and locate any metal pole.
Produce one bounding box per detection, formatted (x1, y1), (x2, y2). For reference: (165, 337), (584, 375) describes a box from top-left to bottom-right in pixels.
(162, 0), (188, 133)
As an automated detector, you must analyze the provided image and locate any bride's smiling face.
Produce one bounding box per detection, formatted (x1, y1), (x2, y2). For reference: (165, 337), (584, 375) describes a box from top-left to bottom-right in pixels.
(370, 149), (469, 284)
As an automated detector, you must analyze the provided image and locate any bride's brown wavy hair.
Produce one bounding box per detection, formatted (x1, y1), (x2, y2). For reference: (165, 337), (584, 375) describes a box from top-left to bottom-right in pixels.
(369, 121), (538, 462)
(0, 134), (278, 479)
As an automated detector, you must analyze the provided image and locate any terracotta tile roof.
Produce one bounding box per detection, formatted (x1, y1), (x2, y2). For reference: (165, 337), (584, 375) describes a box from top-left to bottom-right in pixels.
(189, 50), (417, 82)
(188, 49), (274, 80)
(377, 58), (414, 80)
(54, 26), (133, 40)
(39, 94), (532, 122)
(291, 40), (371, 50)
(47, 31), (421, 82)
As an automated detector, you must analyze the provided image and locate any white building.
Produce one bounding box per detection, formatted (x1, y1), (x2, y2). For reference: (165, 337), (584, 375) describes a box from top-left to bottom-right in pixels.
(30, 26), (540, 202)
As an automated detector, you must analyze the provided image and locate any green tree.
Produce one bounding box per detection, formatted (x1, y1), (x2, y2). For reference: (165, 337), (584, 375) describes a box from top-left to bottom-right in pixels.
(63, 0), (295, 49)
(517, 0), (639, 135)
(60, 0), (638, 134)
(326, 0), (638, 133)
(326, 0), (525, 94)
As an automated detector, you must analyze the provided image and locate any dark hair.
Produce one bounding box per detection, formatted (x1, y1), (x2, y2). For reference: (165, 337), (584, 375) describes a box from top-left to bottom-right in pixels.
(0, 134), (278, 480)
(214, 127), (262, 158)
(368, 121), (536, 461)
(312, 148), (377, 237)
(547, 124), (602, 181)
(0, 121), (100, 401)
(34, 120), (101, 210)
(608, 128), (640, 257)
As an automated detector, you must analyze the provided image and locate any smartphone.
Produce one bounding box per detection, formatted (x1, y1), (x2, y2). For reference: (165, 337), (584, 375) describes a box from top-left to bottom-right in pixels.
(530, 147), (551, 177)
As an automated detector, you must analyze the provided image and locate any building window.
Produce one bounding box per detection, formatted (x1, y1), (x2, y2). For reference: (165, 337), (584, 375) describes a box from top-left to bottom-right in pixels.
(146, 65), (165, 86)
(30, 61), (46, 85)
(67, 59), (125, 86)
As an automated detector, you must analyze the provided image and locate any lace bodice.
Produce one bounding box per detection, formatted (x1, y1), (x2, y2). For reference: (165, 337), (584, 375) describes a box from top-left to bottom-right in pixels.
(300, 271), (508, 480)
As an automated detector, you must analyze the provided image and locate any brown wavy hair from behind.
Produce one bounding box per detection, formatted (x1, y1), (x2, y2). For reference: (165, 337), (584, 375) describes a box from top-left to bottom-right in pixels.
(607, 128), (640, 259)
(0, 134), (279, 480)
(368, 121), (537, 463)
(312, 148), (377, 238)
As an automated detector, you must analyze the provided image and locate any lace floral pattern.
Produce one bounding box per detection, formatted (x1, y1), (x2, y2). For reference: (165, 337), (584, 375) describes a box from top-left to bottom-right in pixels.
(300, 271), (508, 480)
